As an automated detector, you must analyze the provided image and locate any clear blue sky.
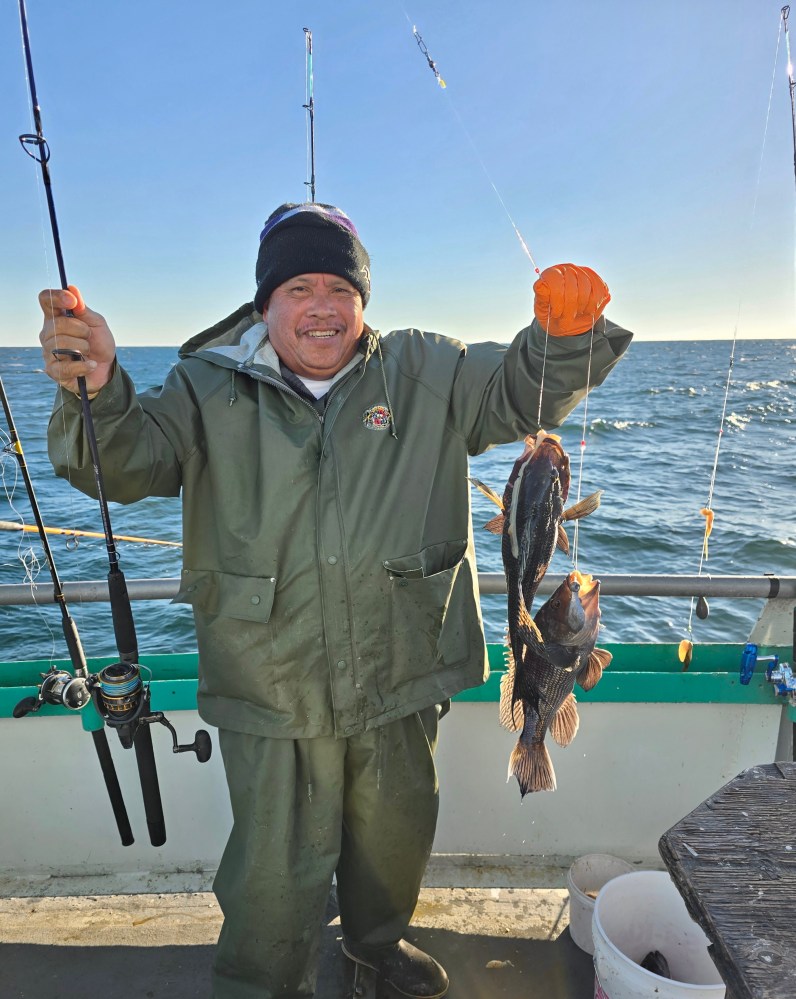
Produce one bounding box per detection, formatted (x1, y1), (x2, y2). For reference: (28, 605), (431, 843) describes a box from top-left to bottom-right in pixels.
(0, 0), (793, 346)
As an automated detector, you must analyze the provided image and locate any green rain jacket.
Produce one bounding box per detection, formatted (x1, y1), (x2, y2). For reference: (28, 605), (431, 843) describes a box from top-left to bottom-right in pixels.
(48, 306), (632, 739)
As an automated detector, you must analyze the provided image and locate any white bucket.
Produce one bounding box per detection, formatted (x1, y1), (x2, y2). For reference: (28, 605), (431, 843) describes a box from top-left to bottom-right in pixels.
(567, 854), (634, 955)
(592, 871), (725, 998)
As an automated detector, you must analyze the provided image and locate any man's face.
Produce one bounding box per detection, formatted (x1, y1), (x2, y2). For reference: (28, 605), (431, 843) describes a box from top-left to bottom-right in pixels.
(263, 272), (365, 379)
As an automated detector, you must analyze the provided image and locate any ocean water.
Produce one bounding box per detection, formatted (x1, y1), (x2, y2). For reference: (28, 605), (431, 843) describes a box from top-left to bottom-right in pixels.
(0, 338), (794, 665)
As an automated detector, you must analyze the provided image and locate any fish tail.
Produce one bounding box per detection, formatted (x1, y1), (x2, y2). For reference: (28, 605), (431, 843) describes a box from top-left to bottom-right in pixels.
(508, 739), (557, 796)
(550, 692), (580, 747)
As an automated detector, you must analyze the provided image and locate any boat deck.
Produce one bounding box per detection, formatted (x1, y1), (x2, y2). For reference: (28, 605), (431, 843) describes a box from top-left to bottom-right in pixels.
(0, 877), (594, 998)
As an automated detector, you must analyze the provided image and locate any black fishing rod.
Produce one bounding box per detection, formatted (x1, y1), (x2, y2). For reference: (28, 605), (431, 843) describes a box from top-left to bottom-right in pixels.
(783, 6), (796, 192)
(303, 27), (316, 201)
(16, 0), (211, 847)
(2, 378), (135, 847)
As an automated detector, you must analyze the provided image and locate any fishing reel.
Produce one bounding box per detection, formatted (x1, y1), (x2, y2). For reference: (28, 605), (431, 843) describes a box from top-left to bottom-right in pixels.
(13, 666), (91, 716)
(14, 661), (211, 762)
(93, 661), (212, 762)
(740, 643), (796, 706)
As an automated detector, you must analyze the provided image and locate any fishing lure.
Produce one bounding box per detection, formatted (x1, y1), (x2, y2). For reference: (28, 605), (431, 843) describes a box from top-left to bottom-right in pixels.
(413, 26), (446, 88)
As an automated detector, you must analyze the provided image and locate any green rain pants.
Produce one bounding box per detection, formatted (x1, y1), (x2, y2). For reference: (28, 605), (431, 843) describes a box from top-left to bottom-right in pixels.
(211, 705), (441, 999)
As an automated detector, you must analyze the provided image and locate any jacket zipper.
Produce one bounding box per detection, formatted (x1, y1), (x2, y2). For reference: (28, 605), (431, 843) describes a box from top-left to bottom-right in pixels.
(239, 366), (324, 422)
(240, 361), (367, 732)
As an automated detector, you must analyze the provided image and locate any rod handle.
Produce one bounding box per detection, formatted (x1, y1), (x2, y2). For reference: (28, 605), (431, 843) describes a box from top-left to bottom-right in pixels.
(91, 728), (134, 846)
(108, 570), (139, 663)
(133, 720), (166, 847)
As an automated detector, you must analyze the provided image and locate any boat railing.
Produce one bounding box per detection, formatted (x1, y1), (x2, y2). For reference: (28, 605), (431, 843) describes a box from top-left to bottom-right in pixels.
(0, 573), (793, 605)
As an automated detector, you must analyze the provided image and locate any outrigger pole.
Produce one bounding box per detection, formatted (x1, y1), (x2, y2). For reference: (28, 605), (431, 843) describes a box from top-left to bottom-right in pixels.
(15, 0), (211, 847)
(303, 27), (316, 201)
(783, 6), (796, 192)
(2, 378), (134, 847)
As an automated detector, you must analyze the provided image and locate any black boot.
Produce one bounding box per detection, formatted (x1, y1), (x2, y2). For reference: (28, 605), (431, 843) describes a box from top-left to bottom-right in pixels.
(342, 938), (449, 998)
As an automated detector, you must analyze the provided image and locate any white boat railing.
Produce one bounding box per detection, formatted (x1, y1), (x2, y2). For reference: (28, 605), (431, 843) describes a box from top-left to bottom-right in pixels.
(0, 573), (794, 606)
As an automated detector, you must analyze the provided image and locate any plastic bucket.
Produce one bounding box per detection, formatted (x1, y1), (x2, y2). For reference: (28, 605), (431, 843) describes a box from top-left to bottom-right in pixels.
(567, 854), (634, 955)
(593, 871), (725, 998)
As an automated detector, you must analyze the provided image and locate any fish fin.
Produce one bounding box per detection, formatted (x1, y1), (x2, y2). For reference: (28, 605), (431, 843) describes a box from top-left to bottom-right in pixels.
(577, 647), (613, 692)
(518, 599), (544, 648)
(467, 477), (504, 510)
(499, 651), (523, 732)
(563, 489), (603, 522)
(550, 692), (580, 747)
(508, 740), (557, 796)
(483, 513), (505, 535)
(556, 523), (570, 554)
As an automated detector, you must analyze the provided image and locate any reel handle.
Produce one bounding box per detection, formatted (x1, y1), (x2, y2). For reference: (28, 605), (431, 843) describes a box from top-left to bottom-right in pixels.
(13, 696), (39, 718)
(174, 729), (213, 764)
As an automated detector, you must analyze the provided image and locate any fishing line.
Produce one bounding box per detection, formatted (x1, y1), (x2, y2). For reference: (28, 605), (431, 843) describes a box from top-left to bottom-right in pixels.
(571, 321), (597, 570)
(400, 8), (605, 570)
(398, 7), (554, 414)
(397, 6), (541, 275)
(0, 426), (59, 654)
(680, 10), (787, 664)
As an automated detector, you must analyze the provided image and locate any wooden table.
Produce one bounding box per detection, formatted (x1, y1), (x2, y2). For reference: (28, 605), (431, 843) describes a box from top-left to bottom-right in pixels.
(659, 762), (796, 999)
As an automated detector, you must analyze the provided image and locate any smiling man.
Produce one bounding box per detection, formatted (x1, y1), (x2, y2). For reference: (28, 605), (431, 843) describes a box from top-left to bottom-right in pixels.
(39, 201), (632, 999)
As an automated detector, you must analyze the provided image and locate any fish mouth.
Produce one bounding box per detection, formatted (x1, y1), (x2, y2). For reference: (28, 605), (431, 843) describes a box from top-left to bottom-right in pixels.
(521, 429), (563, 458)
(569, 570), (600, 601)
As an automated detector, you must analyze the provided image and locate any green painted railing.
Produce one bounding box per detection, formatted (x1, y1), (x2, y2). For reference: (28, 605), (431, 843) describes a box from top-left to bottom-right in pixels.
(1, 643), (791, 725)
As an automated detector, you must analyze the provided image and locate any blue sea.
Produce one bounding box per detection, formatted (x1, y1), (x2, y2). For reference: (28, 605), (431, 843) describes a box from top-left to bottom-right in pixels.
(0, 339), (794, 665)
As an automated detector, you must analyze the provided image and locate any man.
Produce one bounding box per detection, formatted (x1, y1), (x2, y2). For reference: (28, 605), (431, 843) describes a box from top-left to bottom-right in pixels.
(39, 202), (632, 999)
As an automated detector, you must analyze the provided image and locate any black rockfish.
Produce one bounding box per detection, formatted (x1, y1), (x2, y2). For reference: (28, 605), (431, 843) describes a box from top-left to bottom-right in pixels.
(470, 430), (601, 666)
(501, 571), (612, 796)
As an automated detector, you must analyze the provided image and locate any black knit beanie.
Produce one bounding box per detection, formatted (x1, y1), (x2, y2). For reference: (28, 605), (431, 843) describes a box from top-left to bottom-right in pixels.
(254, 202), (371, 313)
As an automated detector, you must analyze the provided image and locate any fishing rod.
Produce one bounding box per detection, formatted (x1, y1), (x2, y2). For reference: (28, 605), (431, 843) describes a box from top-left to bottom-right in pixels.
(16, 0), (211, 847)
(0, 520), (181, 547)
(2, 377), (134, 847)
(303, 27), (316, 201)
(676, 8), (793, 669)
(784, 6), (796, 192)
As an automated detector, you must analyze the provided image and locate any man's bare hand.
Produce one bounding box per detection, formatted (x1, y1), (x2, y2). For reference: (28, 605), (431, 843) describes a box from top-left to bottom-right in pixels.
(38, 285), (116, 395)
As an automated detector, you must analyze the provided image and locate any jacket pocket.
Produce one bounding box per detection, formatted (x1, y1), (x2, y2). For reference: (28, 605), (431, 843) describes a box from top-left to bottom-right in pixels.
(173, 569), (277, 624)
(383, 540), (471, 688)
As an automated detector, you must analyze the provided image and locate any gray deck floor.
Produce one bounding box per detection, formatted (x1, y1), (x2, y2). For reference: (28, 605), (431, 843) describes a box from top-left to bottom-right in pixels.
(0, 885), (595, 998)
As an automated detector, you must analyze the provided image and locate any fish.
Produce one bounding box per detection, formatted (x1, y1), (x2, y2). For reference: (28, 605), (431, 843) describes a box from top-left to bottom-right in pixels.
(470, 430), (601, 670)
(640, 950), (671, 979)
(500, 570), (612, 796)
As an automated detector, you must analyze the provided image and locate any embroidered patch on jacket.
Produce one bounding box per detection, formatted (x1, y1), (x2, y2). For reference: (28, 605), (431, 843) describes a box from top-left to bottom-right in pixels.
(362, 405), (392, 431)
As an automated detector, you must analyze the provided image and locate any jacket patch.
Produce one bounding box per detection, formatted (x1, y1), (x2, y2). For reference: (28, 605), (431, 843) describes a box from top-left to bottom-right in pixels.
(362, 405), (392, 431)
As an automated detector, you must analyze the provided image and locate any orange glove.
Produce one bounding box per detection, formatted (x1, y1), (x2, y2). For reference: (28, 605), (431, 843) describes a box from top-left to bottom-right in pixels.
(533, 263), (611, 336)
